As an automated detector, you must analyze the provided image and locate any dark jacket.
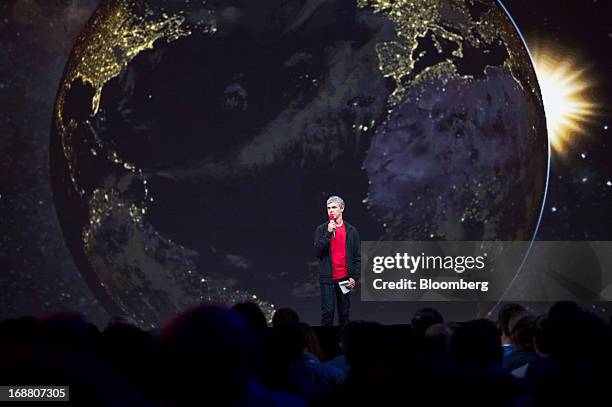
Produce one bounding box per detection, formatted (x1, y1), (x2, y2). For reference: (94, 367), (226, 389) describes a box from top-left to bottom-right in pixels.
(313, 221), (361, 284)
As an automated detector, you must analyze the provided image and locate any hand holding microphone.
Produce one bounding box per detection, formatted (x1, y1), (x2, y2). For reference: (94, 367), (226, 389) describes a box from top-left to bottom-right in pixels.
(328, 213), (336, 238)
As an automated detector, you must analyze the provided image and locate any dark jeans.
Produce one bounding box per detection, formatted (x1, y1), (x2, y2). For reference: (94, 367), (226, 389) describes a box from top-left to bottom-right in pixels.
(320, 280), (351, 326)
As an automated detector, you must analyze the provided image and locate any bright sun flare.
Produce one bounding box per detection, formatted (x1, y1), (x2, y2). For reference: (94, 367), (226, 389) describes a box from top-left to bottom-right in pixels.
(531, 47), (597, 154)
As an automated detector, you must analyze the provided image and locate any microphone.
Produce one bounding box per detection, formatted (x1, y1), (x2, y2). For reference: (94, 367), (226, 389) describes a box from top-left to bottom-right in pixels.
(329, 213), (336, 238)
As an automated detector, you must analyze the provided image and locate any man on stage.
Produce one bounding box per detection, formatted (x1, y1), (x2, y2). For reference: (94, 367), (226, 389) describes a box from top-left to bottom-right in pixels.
(314, 196), (361, 326)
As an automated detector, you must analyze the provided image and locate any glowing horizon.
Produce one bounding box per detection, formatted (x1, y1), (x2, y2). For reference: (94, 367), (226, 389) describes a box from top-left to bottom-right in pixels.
(531, 45), (597, 154)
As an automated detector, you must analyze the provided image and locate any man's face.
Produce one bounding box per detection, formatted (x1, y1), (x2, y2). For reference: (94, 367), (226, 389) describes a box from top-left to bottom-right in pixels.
(327, 202), (344, 219)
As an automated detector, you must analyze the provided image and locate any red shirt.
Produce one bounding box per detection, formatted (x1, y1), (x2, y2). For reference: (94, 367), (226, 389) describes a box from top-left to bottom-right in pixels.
(330, 224), (348, 280)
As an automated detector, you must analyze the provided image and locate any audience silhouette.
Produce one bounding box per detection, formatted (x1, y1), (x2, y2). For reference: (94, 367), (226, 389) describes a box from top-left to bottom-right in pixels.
(1, 302), (610, 406)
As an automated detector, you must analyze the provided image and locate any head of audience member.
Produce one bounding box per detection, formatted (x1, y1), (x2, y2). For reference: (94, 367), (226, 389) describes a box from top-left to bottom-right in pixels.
(232, 302), (268, 334)
(259, 321), (305, 394)
(339, 320), (359, 354)
(36, 312), (101, 354)
(157, 305), (253, 406)
(344, 321), (395, 382)
(423, 323), (453, 359)
(271, 308), (300, 329)
(102, 317), (154, 389)
(546, 301), (612, 361)
(450, 319), (502, 371)
(300, 322), (325, 362)
(546, 301), (584, 358)
(271, 321), (305, 361)
(411, 307), (444, 338)
(533, 314), (550, 357)
(509, 314), (536, 353)
(497, 303), (526, 345)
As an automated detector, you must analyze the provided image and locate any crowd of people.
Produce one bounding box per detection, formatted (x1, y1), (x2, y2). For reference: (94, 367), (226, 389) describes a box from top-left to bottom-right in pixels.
(1, 301), (611, 406)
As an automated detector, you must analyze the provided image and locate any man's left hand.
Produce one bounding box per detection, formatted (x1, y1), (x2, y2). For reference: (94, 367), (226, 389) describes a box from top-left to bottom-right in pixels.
(347, 277), (355, 289)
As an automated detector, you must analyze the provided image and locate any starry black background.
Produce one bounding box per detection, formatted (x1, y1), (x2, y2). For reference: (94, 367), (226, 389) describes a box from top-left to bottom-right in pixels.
(0, 0), (610, 326)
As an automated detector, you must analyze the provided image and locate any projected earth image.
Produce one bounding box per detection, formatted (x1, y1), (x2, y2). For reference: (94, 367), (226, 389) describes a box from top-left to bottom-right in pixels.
(50, 0), (548, 327)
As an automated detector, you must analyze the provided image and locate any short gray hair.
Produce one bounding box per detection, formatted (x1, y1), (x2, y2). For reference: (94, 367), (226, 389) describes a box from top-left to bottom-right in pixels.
(326, 196), (345, 209)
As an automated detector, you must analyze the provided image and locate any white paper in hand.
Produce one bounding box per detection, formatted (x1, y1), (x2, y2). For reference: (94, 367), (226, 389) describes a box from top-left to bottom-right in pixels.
(338, 280), (351, 294)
